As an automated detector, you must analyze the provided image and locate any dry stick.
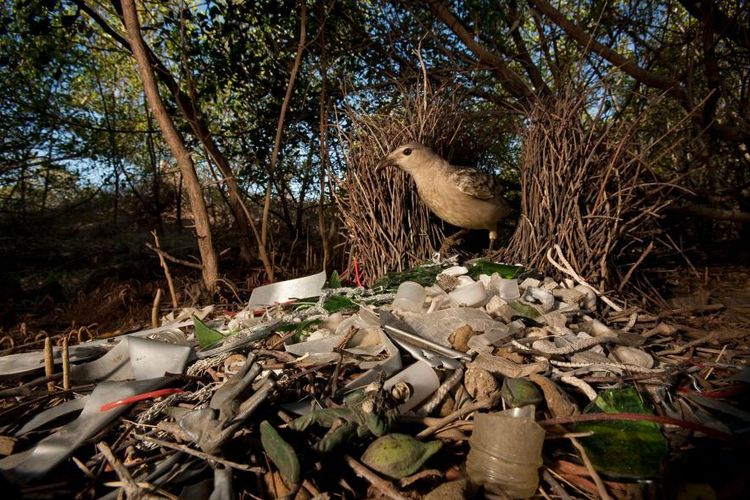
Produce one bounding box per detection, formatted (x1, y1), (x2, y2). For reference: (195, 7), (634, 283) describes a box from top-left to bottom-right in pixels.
(618, 240), (654, 290)
(44, 336), (54, 392)
(96, 442), (144, 499)
(344, 455), (407, 500)
(417, 394), (501, 438)
(62, 338), (70, 391)
(148, 231), (178, 308)
(135, 434), (263, 473)
(569, 437), (611, 499)
(151, 288), (162, 329)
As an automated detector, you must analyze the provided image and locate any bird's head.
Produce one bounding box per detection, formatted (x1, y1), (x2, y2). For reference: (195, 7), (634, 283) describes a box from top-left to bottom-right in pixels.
(378, 142), (433, 174)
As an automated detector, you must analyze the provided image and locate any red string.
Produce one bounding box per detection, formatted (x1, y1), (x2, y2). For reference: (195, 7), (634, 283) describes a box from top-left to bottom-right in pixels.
(100, 388), (184, 412)
(353, 256), (363, 288)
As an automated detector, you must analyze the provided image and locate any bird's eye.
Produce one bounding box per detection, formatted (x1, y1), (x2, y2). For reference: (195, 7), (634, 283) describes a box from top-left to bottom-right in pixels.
(403, 148), (412, 156)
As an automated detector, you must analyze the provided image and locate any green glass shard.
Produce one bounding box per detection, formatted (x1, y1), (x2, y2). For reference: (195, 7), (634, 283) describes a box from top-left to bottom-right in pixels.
(468, 260), (527, 279)
(577, 387), (669, 479)
(192, 315), (228, 348)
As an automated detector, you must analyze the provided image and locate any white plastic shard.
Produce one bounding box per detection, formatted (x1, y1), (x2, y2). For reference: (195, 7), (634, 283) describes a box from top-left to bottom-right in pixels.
(0, 344), (107, 378)
(383, 360), (440, 413)
(0, 377), (171, 483)
(399, 307), (510, 347)
(248, 270), (327, 306)
(14, 396), (88, 437)
(71, 337), (193, 382)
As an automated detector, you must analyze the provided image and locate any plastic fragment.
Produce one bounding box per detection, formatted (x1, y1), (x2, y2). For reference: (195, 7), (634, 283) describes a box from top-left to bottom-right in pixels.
(260, 420), (300, 488)
(100, 388), (184, 412)
(361, 433), (442, 479)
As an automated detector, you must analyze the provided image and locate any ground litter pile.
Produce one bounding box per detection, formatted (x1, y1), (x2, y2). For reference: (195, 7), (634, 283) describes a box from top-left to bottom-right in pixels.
(0, 257), (748, 498)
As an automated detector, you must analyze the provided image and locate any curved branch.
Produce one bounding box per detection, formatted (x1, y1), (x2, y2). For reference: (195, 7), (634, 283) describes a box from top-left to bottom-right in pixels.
(425, 0), (535, 101)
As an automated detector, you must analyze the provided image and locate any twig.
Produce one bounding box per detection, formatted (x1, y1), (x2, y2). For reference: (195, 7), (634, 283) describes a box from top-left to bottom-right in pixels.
(97, 442), (146, 499)
(417, 393), (501, 438)
(44, 336), (54, 392)
(151, 288), (162, 328)
(62, 338), (70, 391)
(618, 241), (653, 290)
(148, 232), (179, 308)
(344, 455), (407, 500)
(134, 434), (263, 473)
(569, 437), (611, 499)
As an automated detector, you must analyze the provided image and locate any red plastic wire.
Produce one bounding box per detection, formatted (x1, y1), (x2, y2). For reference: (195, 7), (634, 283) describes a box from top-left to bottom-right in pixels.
(353, 256), (363, 288)
(99, 388), (184, 412)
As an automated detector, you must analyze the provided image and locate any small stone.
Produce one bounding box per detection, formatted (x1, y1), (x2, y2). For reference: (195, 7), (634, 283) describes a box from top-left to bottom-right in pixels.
(464, 366), (500, 400)
(424, 479), (473, 500)
(609, 346), (654, 368)
(553, 287), (585, 306)
(435, 273), (459, 292)
(484, 295), (508, 316)
(449, 325), (476, 352)
(519, 277), (541, 289)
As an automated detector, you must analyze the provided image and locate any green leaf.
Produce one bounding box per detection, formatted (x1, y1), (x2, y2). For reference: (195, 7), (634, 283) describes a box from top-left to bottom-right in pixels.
(260, 420), (301, 488)
(577, 387), (669, 479)
(192, 315), (227, 348)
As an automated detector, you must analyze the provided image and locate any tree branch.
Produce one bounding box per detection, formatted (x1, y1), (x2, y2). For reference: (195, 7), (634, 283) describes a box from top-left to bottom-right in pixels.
(425, 0), (535, 101)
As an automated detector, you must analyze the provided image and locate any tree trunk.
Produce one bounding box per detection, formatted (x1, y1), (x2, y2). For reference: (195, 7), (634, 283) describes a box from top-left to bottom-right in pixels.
(121, 0), (218, 292)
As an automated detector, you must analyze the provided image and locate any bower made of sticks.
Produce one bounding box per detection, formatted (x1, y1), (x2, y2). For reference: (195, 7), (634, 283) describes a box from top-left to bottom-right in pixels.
(502, 93), (672, 291)
(334, 84), (471, 284)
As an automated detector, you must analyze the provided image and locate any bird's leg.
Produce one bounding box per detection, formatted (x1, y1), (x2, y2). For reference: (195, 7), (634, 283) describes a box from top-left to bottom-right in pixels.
(486, 230), (498, 256)
(438, 229), (469, 255)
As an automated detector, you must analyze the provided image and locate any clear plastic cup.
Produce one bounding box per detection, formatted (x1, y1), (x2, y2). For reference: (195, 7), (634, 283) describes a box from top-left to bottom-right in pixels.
(466, 407), (545, 498)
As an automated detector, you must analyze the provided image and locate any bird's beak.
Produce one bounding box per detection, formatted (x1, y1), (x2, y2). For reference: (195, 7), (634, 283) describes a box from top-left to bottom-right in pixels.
(376, 155), (394, 172)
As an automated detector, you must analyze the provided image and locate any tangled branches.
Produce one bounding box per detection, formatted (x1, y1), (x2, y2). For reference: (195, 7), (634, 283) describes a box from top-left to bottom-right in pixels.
(334, 78), (469, 284)
(503, 91), (679, 291)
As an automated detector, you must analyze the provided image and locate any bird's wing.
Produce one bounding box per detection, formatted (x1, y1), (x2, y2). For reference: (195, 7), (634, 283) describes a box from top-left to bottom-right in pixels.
(450, 168), (500, 200)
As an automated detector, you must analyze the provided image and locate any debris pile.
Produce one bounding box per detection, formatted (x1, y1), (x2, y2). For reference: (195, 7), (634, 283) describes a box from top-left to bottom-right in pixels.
(0, 258), (747, 498)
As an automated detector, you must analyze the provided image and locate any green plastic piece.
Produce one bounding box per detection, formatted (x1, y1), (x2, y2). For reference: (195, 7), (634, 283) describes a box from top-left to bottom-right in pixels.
(361, 433), (442, 479)
(328, 270), (342, 288)
(508, 300), (541, 319)
(373, 264), (444, 290)
(322, 295), (357, 313)
(260, 420), (301, 488)
(577, 387), (669, 479)
(468, 260), (526, 279)
(192, 315), (228, 348)
(502, 377), (544, 408)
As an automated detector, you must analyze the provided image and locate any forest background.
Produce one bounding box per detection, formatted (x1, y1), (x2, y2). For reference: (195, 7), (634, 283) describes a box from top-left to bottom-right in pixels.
(1, 0), (748, 337)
